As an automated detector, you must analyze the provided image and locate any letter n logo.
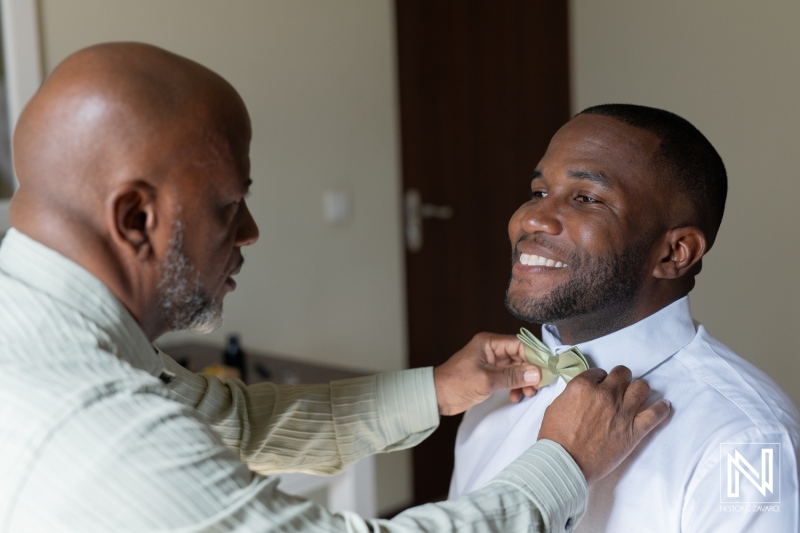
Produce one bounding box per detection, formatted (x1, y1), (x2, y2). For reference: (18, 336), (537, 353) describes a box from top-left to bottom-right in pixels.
(720, 443), (781, 504)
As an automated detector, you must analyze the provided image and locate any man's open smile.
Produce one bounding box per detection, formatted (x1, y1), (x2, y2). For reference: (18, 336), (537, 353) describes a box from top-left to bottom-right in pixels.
(518, 253), (569, 268)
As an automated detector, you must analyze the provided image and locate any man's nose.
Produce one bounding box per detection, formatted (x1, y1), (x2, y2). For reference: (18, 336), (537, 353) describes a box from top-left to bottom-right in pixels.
(236, 200), (260, 246)
(513, 198), (563, 236)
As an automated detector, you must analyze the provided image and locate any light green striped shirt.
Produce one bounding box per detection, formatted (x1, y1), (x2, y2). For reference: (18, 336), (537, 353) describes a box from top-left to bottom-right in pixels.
(0, 228), (586, 532)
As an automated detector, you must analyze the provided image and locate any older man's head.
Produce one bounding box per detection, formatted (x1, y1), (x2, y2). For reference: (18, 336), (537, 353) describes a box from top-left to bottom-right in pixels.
(11, 42), (259, 339)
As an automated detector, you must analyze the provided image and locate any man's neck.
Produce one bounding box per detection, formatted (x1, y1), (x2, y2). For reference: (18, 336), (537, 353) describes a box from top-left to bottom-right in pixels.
(550, 293), (685, 345)
(552, 309), (636, 345)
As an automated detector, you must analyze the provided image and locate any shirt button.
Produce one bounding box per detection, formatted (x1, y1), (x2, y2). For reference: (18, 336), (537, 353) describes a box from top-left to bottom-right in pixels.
(565, 517), (573, 530)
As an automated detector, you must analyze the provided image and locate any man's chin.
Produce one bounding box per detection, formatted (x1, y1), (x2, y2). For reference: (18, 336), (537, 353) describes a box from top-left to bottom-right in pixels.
(505, 293), (544, 324)
(184, 303), (224, 334)
(505, 282), (574, 325)
(189, 320), (222, 335)
(506, 280), (555, 310)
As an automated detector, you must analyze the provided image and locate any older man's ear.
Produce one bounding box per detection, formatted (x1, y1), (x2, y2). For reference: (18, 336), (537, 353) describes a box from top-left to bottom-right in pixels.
(108, 180), (160, 262)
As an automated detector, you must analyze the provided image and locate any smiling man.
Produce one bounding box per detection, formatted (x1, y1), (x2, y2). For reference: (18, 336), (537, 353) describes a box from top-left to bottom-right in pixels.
(449, 105), (800, 531)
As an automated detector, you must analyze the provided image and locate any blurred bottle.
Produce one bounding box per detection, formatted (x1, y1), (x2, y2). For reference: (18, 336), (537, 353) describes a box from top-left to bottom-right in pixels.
(203, 334), (247, 383)
(223, 334), (247, 383)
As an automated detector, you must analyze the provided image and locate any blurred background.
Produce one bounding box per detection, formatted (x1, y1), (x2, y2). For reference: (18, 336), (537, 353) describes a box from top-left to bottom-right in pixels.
(0, 0), (798, 517)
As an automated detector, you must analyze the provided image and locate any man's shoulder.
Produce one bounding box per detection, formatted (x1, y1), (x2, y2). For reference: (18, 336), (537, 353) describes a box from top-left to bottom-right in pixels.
(0, 267), (80, 341)
(0, 363), (226, 529)
(0, 342), (171, 422)
(0, 341), (184, 504)
(670, 325), (800, 434)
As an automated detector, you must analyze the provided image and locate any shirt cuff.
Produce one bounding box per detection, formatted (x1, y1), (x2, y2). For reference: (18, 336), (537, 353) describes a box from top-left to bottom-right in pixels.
(376, 367), (440, 445)
(489, 439), (587, 532)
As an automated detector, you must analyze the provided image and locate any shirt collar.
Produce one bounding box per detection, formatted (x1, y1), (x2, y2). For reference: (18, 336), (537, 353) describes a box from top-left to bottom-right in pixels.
(0, 228), (165, 378)
(541, 296), (697, 379)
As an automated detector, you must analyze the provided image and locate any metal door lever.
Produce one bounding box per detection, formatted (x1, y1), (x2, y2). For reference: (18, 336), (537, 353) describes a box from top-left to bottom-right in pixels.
(404, 189), (453, 252)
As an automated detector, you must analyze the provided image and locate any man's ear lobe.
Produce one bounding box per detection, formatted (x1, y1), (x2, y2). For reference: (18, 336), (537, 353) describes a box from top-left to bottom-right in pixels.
(653, 226), (707, 280)
(108, 181), (159, 260)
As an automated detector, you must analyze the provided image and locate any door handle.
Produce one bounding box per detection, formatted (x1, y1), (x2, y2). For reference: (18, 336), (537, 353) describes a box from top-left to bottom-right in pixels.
(404, 189), (454, 252)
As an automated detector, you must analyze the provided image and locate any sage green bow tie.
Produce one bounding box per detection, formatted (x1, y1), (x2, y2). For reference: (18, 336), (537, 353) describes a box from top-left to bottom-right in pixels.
(517, 328), (589, 387)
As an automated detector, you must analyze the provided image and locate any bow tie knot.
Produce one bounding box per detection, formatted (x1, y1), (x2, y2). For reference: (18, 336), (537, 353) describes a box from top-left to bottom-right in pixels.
(517, 328), (589, 387)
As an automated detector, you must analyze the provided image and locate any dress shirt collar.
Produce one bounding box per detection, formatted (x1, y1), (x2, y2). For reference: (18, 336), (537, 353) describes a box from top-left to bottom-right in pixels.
(0, 228), (164, 378)
(541, 296), (697, 379)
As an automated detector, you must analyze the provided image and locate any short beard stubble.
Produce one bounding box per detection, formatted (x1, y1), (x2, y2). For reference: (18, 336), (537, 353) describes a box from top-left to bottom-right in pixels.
(156, 220), (223, 334)
(505, 234), (653, 329)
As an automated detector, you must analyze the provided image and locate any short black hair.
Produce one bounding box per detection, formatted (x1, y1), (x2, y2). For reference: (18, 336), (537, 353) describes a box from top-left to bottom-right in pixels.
(578, 104), (727, 249)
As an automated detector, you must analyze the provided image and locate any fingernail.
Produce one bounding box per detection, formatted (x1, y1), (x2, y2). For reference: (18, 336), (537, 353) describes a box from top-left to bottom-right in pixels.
(523, 370), (538, 383)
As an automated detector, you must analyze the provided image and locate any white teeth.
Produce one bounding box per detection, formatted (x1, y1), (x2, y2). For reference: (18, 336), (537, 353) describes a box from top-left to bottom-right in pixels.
(518, 253), (568, 268)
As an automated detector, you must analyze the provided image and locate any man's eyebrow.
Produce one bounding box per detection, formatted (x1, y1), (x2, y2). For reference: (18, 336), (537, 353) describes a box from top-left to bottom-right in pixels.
(567, 169), (612, 189)
(530, 169), (611, 190)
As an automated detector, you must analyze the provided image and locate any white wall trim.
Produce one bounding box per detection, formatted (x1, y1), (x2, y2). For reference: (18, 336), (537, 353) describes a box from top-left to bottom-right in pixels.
(2, 0), (41, 146)
(0, 199), (8, 237)
(0, 0), (42, 233)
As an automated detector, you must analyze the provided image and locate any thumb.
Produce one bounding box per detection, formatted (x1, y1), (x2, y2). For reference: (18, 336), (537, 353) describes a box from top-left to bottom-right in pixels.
(632, 399), (671, 441)
(493, 364), (540, 391)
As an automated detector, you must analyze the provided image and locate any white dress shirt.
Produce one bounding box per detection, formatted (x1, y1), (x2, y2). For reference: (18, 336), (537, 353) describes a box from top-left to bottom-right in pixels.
(0, 228), (588, 532)
(450, 297), (800, 531)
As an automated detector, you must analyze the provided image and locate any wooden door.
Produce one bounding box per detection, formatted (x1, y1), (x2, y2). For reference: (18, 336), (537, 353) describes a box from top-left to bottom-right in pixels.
(395, 0), (571, 505)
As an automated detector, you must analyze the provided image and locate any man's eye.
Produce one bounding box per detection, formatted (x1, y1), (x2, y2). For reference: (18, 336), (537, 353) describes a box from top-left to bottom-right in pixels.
(576, 195), (600, 204)
(530, 190), (547, 199)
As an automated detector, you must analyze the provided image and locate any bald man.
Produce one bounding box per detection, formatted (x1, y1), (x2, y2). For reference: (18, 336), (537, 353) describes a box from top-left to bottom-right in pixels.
(0, 42), (668, 532)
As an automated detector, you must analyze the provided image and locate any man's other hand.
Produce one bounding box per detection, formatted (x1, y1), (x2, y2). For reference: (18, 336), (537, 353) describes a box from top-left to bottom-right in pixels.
(433, 333), (541, 416)
(538, 366), (671, 485)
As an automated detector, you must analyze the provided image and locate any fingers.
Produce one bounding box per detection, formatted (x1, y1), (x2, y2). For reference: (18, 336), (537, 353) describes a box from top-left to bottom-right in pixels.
(588, 364), (671, 442)
(574, 367), (608, 384)
(621, 379), (652, 414)
(434, 332), (541, 415)
(632, 399), (671, 439)
(603, 365), (632, 387)
(493, 363), (540, 391)
(483, 333), (541, 403)
(486, 334), (526, 364)
(509, 385), (538, 404)
(538, 364), (671, 485)
(593, 366), (661, 424)
(597, 365), (670, 439)
(478, 334), (540, 393)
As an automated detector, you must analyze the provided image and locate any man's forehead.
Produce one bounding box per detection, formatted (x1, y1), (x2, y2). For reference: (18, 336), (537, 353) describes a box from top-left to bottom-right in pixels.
(537, 114), (661, 173)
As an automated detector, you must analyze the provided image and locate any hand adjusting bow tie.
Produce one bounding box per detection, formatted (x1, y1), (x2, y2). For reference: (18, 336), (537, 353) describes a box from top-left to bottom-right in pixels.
(517, 328), (589, 387)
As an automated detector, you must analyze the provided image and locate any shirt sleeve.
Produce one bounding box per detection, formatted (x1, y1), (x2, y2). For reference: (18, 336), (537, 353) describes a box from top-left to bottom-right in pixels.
(152, 353), (588, 531)
(161, 352), (440, 475)
(387, 439), (587, 532)
(14, 382), (587, 533)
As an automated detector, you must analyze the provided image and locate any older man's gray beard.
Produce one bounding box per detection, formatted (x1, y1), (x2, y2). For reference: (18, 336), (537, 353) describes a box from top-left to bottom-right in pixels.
(156, 221), (223, 334)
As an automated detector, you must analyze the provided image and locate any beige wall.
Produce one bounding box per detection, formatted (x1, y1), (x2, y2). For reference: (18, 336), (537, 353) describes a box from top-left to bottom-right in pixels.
(37, 0), (411, 514)
(571, 0), (800, 405)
